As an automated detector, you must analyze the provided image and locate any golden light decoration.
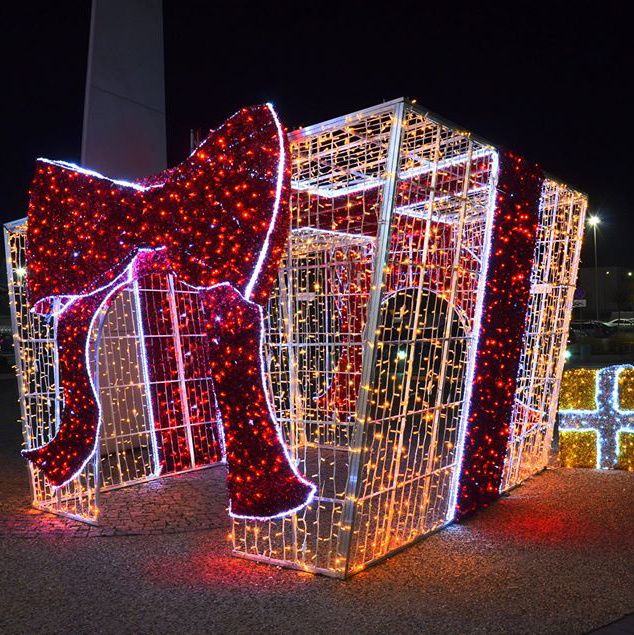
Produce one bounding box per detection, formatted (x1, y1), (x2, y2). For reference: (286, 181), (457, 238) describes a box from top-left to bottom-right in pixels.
(559, 430), (597, 468)
(617, 432), (634, 471)
(559, 368), (598, 411)
(559, 364), (634, 470)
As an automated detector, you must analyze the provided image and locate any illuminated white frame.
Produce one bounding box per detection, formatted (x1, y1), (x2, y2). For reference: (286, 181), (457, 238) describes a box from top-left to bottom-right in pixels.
(288, 143), (500, 521)
(447, 151), (500, 518)
(291, 146), (494, 198)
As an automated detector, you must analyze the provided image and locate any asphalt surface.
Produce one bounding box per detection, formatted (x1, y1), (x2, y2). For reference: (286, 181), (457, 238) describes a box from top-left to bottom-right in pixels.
(1, 376), (633, 634)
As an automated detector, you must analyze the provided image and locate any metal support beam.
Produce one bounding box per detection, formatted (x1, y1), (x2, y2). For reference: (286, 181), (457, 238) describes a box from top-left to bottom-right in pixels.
(336, 100), (406, 576)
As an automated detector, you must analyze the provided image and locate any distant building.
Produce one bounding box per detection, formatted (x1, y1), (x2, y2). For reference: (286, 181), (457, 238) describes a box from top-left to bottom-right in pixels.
(575, 266), (634, 320)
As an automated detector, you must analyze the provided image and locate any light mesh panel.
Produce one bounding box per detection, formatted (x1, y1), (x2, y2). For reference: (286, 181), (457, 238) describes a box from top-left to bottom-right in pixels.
(136, 273), (223, 474)
(233, 101), (498, 577)
(4, 222), (224, 521)
(96, 284), (158, 489)
(501, 180), (587, 490)
(345, 107), (496, 571)
(5, 221), (98, 522)
(233, 105), (393, 576)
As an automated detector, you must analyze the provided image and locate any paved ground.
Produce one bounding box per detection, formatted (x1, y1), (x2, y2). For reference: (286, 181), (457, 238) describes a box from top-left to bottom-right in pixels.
(1, 376), (633, 634)
(0, 466), (229, 538)
(592, 613), (634, 634)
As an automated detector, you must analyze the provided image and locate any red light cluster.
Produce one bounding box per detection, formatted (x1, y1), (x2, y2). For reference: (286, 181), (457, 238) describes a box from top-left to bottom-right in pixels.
(456, 150), (542, 517)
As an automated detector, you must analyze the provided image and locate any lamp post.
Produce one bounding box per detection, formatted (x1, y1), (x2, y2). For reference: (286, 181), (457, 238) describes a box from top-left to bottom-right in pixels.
(588, 215), (601, 321)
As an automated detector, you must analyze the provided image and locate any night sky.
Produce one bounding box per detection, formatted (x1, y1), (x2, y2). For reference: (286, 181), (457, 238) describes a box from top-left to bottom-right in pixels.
(1, 1), (631, 266)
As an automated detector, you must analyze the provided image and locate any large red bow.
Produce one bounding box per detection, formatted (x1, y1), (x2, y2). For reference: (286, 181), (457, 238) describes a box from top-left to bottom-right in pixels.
(23, 104), (315, 520)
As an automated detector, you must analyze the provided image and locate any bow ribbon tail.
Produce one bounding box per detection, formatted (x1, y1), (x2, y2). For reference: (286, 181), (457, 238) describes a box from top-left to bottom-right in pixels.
(201, 284), (316, 519)
(22, 286), (121, 488)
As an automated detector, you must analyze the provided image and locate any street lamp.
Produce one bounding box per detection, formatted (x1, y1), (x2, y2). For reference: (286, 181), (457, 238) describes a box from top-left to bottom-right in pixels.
(587, 215), (601, 321)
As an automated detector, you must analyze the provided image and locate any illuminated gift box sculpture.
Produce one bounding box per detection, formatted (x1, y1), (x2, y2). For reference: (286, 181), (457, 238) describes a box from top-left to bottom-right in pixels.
(5, 98), (586, 576)
(5, 104), (315, 523)
(559, 365), (634, 470)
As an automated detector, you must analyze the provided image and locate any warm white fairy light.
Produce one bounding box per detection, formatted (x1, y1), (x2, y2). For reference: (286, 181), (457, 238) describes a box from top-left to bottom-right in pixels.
(4, 223), (225, 519)
(501, 180), (587, 490)
(5, 222), (98, 519)
(233, 101), (500, 577)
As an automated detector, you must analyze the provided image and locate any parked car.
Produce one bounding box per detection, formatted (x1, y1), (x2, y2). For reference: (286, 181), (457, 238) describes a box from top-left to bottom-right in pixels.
(605, 318), (634, 329)
(570, 320), (614, 338)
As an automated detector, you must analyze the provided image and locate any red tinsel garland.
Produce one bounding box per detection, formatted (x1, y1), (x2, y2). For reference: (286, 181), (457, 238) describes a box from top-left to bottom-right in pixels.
(23, 104), (315, 519)
(456, 150), (543, 517)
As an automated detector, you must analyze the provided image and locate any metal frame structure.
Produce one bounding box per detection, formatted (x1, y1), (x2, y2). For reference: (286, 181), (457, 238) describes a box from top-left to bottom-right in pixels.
(5, 220), (98, 521)
(501, 180), (587, 489)
(233, 99), (501, 576)
(5, 98), (586, 577)
(4, 221), (223, 523)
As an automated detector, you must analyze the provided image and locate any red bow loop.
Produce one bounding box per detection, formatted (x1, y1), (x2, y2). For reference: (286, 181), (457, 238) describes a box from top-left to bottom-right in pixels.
(27, 104), (289, 308)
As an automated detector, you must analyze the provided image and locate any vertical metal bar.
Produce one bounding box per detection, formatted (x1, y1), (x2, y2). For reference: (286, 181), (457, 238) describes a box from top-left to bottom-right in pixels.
(276, 243), (300, 562)
(336, 100), (406, 576)
(279, 242), (304, 449)
(132, 280), (161, 476)
(593, 224), (599, 321)
(418, 140), (474, 525)
(52, 294), (64, 511)
(92, 446), (100, 520)
(166, 273), (196, 468)
(51, 296), (62, 435)
(89, 297), (111, 523)
(97, 303), (122, 485)
(380, 119), (442, 548)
